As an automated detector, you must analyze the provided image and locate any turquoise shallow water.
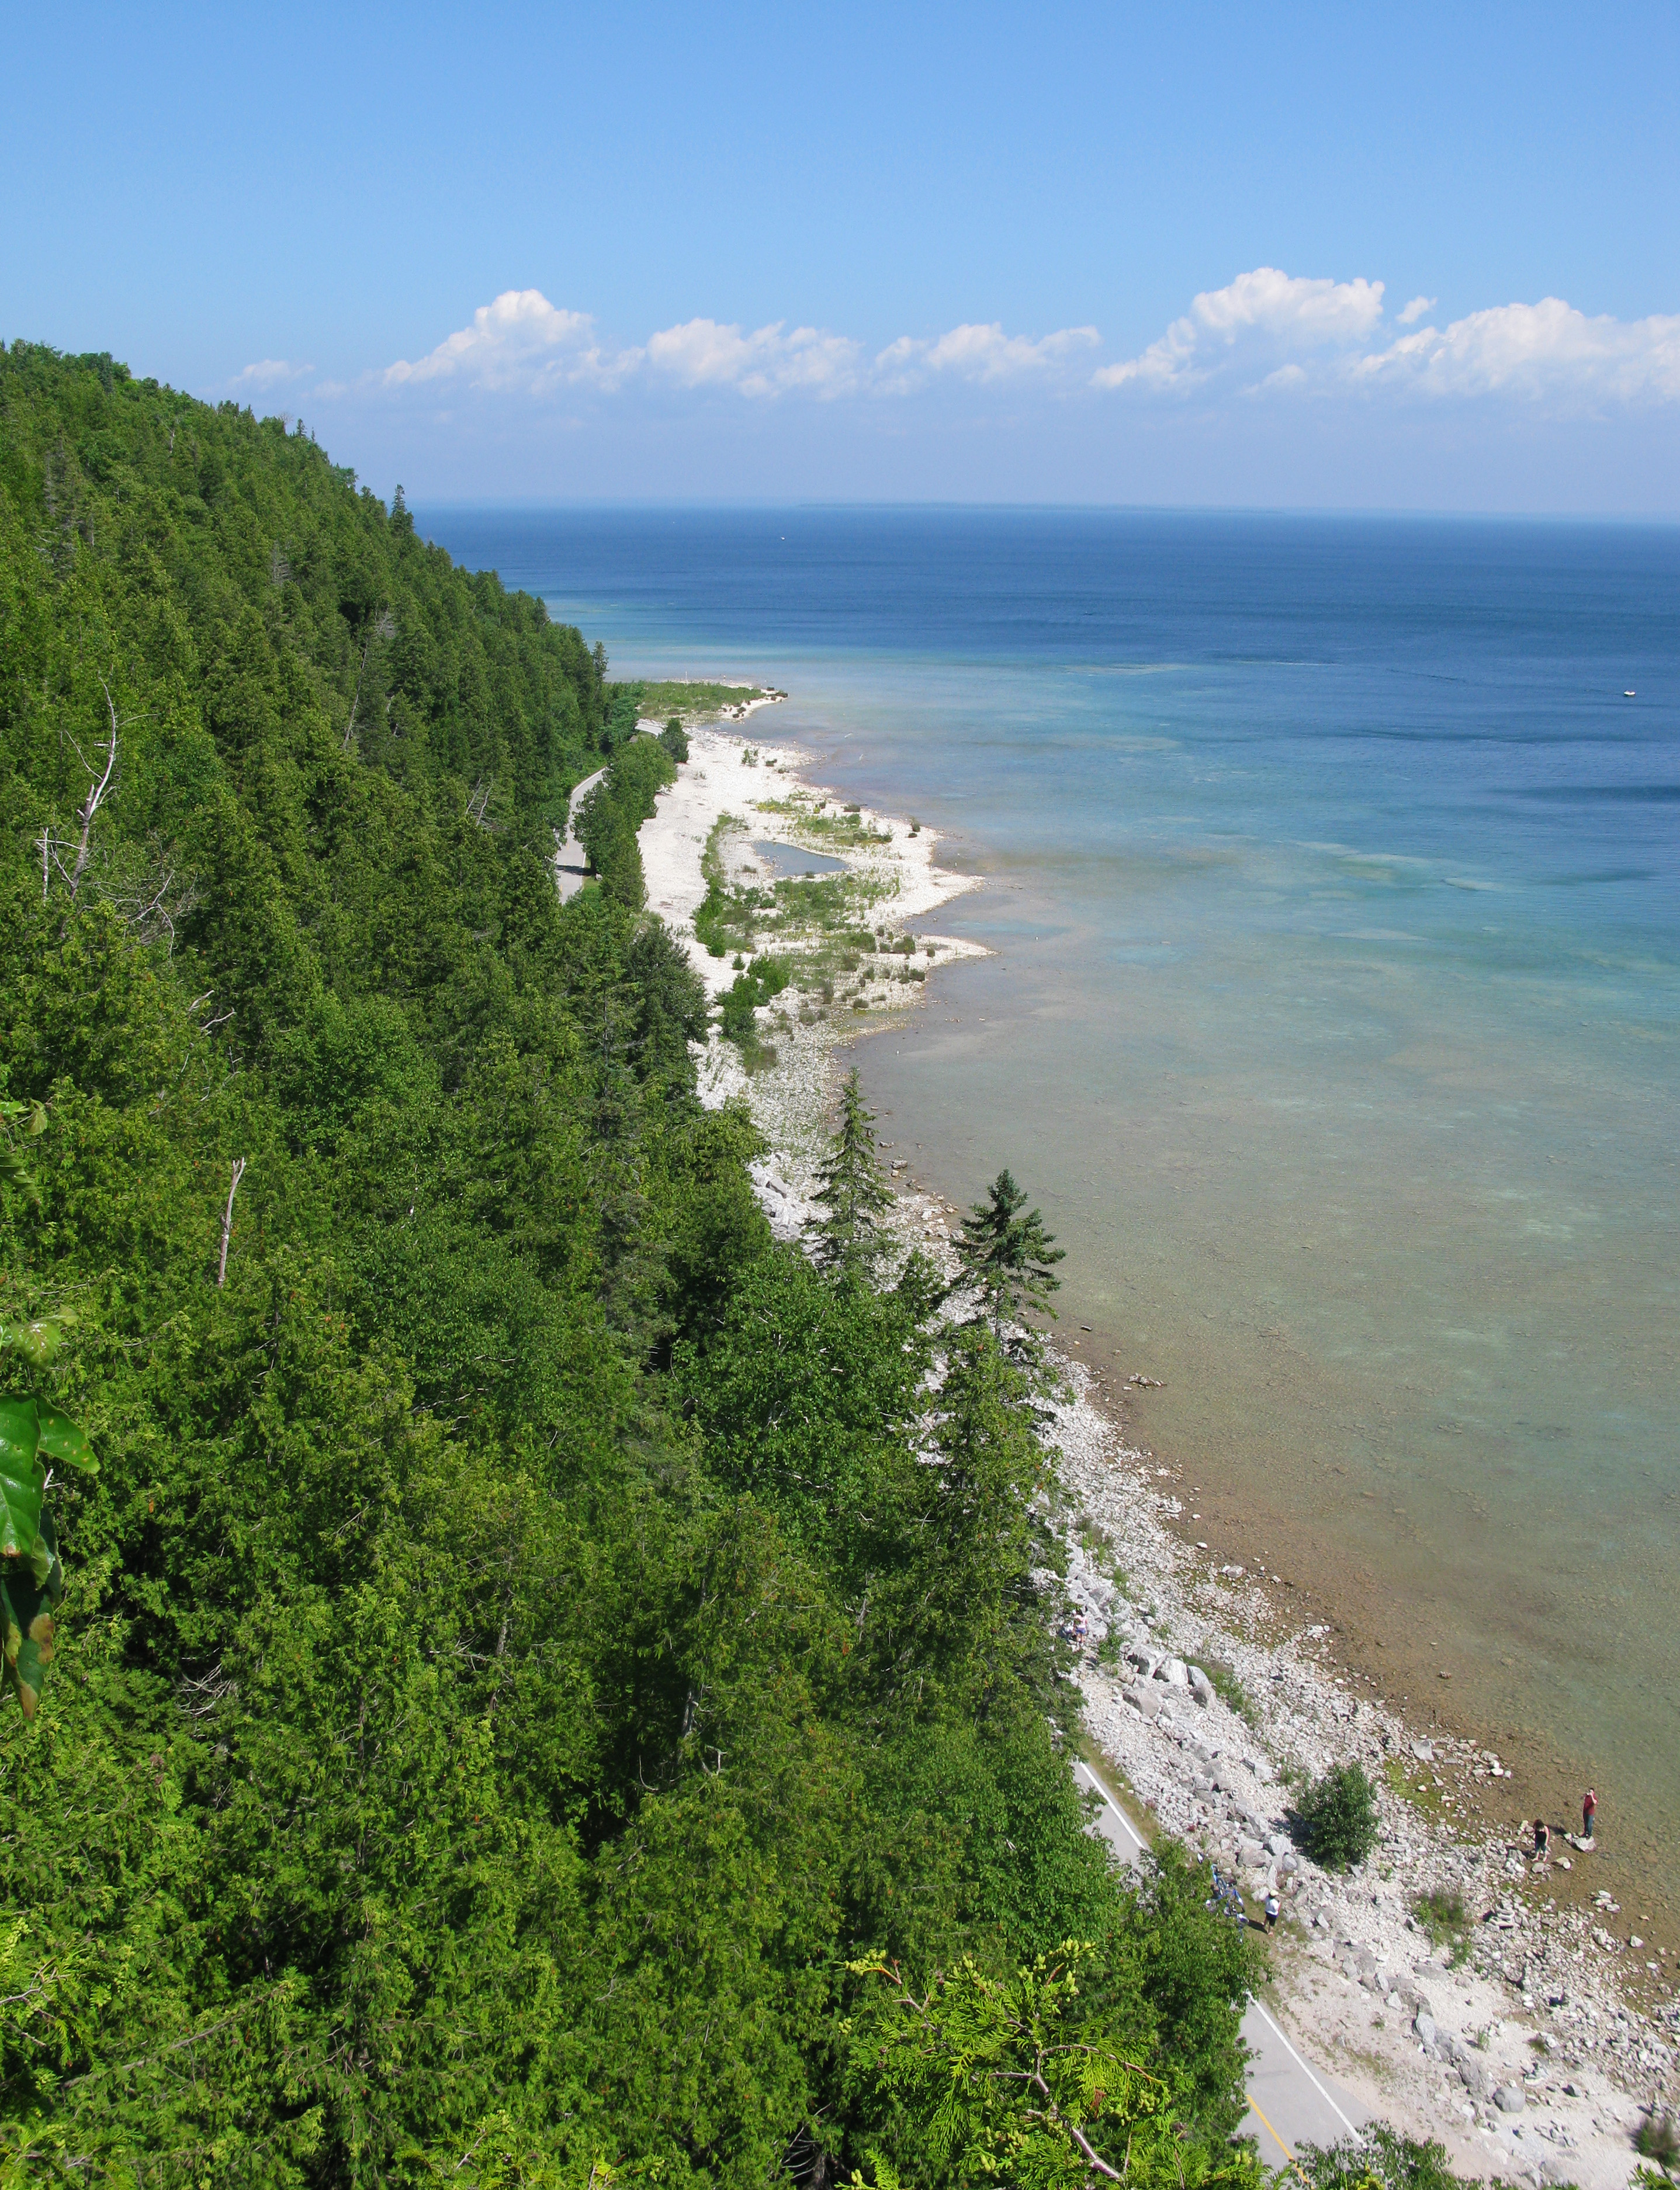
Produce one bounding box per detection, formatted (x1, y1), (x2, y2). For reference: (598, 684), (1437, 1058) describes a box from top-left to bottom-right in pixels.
(424, 507), (1679, 1889)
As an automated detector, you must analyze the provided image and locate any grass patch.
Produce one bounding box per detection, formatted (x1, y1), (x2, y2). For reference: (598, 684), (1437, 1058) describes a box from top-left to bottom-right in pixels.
(1203, 1659), (1257, 1726)
(1383, 1755), (1453, 1825)
(1412, 1888), (1473, 1965)
(1634, 2112), (1679, 2172)
(637, 680), (767, 720)
(754, 792), (892, 849)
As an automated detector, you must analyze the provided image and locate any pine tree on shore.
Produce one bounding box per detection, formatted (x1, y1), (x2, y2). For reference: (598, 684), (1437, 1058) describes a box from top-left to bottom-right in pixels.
(953, 1167), (1065, 1367)
(809, 1069), (893, 1280)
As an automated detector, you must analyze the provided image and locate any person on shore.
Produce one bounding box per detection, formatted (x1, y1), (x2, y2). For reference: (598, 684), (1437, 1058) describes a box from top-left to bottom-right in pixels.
(1582, 1789), (1596, 1842)
(1265, 1893), (1280, 1933)
(1534, 1817), (1550, 1862)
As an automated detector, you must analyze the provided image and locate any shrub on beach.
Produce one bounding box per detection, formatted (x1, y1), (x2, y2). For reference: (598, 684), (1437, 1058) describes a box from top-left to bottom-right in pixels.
(660, 716), (689, 762)
(718, 957), (791, 1045)
(1295, 1762), (1380, 1871)
(1634, 2111), (1679, 2172)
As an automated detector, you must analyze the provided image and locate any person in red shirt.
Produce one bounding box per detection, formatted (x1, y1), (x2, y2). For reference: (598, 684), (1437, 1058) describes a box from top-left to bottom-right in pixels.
(1582, 1788), (1597, 1842)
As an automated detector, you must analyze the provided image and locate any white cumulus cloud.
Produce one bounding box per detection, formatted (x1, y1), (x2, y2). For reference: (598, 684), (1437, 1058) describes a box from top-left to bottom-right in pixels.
(230, 358), (313, 391)
(874, 321), (1100, 393)
(1095, 268), (1385, 390)
(1362, 296), (1680, 403)
(383, 289), (636, 393)
(365, 278), (1680, 421)
(1096, 268), (1680, 411)
(643, 318), (864, 398)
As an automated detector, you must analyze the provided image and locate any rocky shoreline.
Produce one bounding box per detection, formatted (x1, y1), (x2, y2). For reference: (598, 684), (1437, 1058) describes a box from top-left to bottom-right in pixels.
(637, 716), (1676, 2190)
(1047, 1367), (1676, 2188)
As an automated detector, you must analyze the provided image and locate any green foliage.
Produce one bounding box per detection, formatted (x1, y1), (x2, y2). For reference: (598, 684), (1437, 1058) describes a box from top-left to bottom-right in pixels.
(639, 679), (765, 721)
(954, 1167), (1066, 1370)
(1295, 2124), (1488, 2190)
(0, 1294), (96, 1718)
(0, 344), (1261, 2181)
(1410, 1888), (1471, 1962)
(719, 955), (789, 1047)
(842, 1943), (1165, 2189)
(843, 1932), (1261, 2190)
(1295, 1762), (1380, 1872)
(660, 717), (690, 763)
(574, 736), (677, 909)
(809, 1070), (893, 1280)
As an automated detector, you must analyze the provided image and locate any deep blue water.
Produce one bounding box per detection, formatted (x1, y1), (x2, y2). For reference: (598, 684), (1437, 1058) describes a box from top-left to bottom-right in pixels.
(421, 505), (1680, 1872)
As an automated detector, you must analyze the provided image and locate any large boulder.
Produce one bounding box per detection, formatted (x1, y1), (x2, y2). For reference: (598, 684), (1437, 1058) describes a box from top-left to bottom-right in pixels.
(1493, 2084), (1526, 2113)
(1414, 2011), (1438, 2050)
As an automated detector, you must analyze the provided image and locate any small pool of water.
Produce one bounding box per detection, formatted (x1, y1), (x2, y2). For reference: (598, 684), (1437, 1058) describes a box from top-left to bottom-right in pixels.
(753, 840), (847, 877)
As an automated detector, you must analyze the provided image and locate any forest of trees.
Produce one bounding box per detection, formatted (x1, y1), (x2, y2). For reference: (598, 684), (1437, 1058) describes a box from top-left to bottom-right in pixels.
(0, 343), (1265, 2185)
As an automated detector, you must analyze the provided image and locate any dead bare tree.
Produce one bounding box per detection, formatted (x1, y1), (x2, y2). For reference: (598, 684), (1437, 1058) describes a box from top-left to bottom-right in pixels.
(217, 1159), (247, 1288)
(39, 680), (122, 903)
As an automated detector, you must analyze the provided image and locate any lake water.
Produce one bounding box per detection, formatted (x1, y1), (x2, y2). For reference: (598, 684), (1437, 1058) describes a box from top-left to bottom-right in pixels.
(422, 506), (1679, 1896)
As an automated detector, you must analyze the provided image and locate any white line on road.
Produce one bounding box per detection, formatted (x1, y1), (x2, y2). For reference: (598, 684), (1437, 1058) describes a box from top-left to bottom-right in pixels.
(1246, 1999), (1359, 2135)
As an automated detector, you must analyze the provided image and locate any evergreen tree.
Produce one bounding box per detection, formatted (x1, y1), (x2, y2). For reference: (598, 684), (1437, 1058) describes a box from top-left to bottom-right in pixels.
(809, 1068), (893, 1280)
(954, 1166), (1066, 1363)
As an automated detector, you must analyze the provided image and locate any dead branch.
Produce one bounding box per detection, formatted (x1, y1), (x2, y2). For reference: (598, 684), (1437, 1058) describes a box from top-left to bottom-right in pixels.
(217, 1159), (247, 1288)
(64, 682), (121, 900)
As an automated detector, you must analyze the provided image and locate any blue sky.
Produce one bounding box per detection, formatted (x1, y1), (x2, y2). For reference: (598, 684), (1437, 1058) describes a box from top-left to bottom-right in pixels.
(7, 0), (1680, 510)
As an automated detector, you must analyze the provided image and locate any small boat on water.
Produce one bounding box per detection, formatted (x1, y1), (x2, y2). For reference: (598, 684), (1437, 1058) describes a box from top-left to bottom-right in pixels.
(1624, 688), (1637, 697)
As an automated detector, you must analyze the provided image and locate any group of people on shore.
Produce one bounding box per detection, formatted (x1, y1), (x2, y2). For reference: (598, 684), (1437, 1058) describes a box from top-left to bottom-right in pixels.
(1527, 1788), (1596, 1864)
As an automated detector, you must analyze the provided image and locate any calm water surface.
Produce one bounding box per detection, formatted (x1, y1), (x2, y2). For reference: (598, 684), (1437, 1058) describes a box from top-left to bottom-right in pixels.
(424, 507), (1679, 1891)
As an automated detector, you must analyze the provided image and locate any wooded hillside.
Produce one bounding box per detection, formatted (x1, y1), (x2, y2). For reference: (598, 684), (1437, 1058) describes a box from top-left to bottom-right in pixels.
(0, 344), (1256, 2186)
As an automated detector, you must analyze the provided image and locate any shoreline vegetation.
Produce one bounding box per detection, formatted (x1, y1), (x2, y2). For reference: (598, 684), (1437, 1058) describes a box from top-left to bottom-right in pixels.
(0, 342), (1670, 2185)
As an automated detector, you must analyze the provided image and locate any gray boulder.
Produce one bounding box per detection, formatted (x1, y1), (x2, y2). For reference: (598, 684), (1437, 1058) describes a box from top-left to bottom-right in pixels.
(1128, 1685), (1163, 1720)
(1414, 2011), (1438, 2049)
(1493, 2084), (1525, 2113)
(1459, 2061), (1487, 2101)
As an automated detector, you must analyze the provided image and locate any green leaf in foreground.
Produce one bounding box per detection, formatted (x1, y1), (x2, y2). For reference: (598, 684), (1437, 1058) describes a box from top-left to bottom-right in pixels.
(0, 1394), (92, 1714)
(34, 1400), (98, 1474)
(1, 1507), (63, 1718)
(0, 1397), (46, 1562)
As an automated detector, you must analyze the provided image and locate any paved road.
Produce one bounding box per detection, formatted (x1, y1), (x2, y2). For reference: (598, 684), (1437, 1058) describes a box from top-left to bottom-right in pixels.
(555, 767), (606, 901)
(1073, 1758), (1368, 2172)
